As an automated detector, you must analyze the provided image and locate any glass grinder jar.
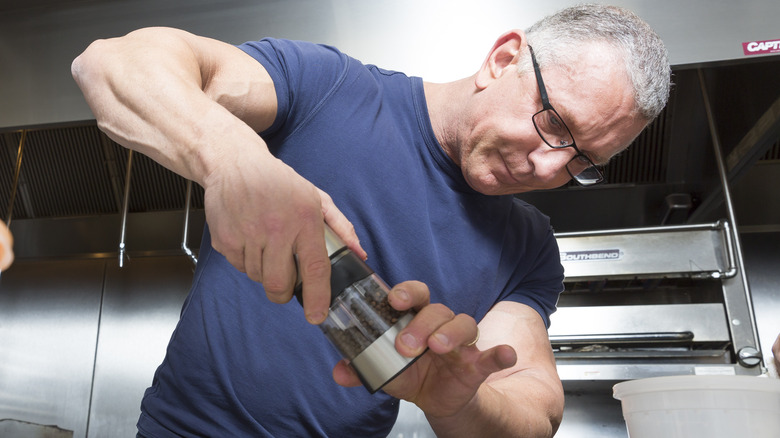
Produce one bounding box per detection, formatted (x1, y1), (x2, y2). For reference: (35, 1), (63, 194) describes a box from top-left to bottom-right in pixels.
(294, 225), (423, 393)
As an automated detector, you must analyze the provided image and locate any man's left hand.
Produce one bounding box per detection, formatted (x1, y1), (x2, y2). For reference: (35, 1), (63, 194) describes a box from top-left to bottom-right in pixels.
(331, 280), (517, 416)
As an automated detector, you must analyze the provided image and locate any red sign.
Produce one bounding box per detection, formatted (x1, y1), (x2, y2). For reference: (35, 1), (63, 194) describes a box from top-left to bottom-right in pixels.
(742, 39), (780, 56)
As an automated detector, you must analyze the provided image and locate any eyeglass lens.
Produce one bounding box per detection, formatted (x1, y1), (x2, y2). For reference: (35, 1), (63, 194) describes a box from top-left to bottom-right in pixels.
(532, 108), (574, 148)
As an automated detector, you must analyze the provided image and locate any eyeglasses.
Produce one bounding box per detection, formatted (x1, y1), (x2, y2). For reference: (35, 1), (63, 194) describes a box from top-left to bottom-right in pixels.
(528, 46), (604, 186)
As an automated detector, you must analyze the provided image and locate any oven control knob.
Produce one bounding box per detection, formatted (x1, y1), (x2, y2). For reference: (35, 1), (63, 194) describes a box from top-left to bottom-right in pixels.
(737, 347), (761, 367)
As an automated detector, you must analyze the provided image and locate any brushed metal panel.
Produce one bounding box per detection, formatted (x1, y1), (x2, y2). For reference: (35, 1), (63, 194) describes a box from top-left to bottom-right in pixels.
(556, 224), (728, 279)
(87, 256), (193, 438)
(741, 232), (780, 376)
(557, 381), (628, 438)
(554, 363), (755, 381)
(388, 383), (632, 438)
(548, 304), (730, 342)
(10, 211), (205, 260)
(0, 258), (105, 438)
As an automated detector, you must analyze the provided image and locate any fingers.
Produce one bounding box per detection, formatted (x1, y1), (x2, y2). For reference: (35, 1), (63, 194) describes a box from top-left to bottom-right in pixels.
(464, 327), (480, 347)
(391, 296), (478, 357)
(389, 281), (480, 357)
(259, 237), (297, 303)
(0, 220), (13, 271)
(319, 189), (367, 260)
(388, 281), (431, 312)
(388, 281), (515, 373)
(482, 343), (518, 371)
(295, 220), (332, 324)
(332, 359), (363, 388)
(229, 217), (332, 324)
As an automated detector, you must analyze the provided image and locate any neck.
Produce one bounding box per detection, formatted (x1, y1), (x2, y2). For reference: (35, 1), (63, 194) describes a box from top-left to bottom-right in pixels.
(422, 76), (475, 166)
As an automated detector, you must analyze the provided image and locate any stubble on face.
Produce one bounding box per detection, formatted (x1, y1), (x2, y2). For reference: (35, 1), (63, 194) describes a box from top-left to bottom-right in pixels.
(455, 66), (556, 195)
(462, 51), (646, 195)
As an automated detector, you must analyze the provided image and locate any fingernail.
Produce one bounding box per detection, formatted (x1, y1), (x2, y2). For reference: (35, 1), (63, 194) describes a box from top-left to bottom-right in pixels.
(401, 333), (419, 350)
(306, 311), (327, 324)
(394, 288), (409, 302)
(433, 333), (450, 348)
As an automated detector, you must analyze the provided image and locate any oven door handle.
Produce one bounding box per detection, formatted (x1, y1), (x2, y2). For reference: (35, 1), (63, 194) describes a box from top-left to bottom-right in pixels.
(549, 331), (694, 345)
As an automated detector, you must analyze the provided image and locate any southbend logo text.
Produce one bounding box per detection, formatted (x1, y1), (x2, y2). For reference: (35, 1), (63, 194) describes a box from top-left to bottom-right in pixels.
(560, 249), (622, 262)
(742, 39), (780, 56)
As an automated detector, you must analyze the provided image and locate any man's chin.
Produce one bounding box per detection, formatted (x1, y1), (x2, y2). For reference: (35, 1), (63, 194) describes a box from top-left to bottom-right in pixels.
(467, 174), (503, 195)
(471, 180), (528, 196)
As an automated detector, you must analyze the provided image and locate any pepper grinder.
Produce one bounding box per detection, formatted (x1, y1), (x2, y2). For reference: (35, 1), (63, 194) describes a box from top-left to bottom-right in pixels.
(294, 225), (423, 393)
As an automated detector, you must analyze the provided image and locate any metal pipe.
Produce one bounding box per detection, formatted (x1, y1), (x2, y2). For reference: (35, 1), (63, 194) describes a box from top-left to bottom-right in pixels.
(6, 130), (27, 226)
(181, 180), (198, 266)
(118, 149), (133, 268)
(715, 220), (738, 279)
(697, 68), (760, 350)
(697, 70), (742, 256)
(554, 220), (723, 238)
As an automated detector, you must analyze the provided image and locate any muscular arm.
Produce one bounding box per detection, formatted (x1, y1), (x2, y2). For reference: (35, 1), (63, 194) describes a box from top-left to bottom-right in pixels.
(71, 27), (364, 322)
(425, 301), (564, 437)
(71, 27), (275, 184)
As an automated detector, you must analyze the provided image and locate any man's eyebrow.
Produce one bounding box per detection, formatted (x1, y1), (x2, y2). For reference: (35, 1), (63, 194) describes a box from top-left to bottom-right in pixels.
(597, 157), (611, 167)
(561, 111), (618, 166)
(593, 149), (622, 167)
(555, 106), (609, 165)
(590, 152), (610, 166)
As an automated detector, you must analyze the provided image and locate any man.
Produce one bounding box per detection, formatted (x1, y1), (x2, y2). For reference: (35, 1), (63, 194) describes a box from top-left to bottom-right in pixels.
(72, 4), (669, 437)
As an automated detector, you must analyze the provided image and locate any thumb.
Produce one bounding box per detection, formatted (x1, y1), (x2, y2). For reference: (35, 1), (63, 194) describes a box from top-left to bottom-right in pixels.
(332, 359), (363, 388)
(478, 345), (517, 375)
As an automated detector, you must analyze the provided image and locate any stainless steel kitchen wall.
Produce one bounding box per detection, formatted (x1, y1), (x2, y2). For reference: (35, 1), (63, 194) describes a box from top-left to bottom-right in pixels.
(0, 259), (104, 437)
(0, 255), (193, 437)
(87, 256), (193, 437)
(2, 0), (779, 129)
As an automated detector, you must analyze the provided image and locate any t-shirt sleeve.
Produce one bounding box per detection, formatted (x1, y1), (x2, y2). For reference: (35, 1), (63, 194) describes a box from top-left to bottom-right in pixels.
(236, 38), (351, 140)
(499, 203), (565, 328)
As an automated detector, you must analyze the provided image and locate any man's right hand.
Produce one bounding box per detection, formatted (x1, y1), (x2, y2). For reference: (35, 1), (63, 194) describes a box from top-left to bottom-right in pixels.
(203, 150), (364, 323)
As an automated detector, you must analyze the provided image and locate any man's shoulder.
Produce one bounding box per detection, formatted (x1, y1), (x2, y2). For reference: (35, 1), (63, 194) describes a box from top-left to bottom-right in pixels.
(510, 197), (553, 231)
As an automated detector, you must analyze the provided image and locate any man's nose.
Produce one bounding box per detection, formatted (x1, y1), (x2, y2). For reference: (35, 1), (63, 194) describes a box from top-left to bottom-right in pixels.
(530, 143), (574, 180)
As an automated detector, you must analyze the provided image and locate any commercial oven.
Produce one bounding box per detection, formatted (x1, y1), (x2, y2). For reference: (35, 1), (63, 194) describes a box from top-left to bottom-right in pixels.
(549, 220), (763, 381)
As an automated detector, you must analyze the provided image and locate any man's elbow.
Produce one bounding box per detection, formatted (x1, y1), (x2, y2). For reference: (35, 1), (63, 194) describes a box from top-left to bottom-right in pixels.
(71, 38), (111, 90)
(534, 371), (564, 437)
(547, 387), (565, 436)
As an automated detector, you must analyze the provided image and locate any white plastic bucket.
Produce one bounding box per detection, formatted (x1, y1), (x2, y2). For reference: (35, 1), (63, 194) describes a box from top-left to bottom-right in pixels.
(613, 375), (780, 438)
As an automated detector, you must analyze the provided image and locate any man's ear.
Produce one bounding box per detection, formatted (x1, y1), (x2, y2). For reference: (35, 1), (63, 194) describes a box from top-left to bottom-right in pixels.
(475, 29), (527, 90)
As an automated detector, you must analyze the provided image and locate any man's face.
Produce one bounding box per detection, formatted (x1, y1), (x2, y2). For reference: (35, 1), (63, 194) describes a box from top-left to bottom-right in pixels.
(456, 45), (648, 195)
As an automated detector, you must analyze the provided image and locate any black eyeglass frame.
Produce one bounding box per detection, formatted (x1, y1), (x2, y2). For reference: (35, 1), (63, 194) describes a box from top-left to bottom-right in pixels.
(527, 45), (605, 186)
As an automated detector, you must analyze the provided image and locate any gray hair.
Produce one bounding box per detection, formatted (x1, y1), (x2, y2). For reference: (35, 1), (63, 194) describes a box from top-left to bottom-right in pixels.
(525, 4), (671, 121)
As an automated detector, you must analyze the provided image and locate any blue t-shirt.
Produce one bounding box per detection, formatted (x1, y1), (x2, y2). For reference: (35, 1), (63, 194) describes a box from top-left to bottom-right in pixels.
(137, 38), (564, 438)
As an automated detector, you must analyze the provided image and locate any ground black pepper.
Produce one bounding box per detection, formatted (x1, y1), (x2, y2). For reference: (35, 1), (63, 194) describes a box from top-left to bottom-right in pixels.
(322, 274), (409, 360)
